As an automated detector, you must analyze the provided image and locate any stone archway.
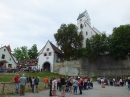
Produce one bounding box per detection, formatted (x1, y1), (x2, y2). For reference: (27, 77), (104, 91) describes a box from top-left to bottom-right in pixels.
(43, 62), (50, 72)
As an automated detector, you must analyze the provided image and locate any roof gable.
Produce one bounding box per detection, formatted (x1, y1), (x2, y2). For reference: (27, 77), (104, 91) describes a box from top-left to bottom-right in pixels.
(38, 40), (62, 55)
(0, 46), (17, 64)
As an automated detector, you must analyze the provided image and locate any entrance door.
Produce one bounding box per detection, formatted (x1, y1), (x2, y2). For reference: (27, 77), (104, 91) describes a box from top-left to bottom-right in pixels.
(43, 62), (50, 72)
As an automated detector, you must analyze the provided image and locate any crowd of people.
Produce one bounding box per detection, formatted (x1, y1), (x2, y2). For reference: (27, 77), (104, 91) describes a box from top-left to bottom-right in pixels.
(13, 74), (93, 97)
(11, 74), (130, 96)
(49, 76), (93, 97)
(97, 77), (130, 89)
(13, 74), (39, 96)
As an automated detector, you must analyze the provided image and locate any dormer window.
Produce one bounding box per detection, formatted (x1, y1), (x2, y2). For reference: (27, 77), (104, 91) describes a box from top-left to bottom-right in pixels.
(47, 48), (49, 51)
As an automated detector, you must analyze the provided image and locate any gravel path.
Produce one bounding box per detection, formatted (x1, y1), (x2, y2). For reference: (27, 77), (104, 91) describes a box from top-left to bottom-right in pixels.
(11, 82), (130, 97)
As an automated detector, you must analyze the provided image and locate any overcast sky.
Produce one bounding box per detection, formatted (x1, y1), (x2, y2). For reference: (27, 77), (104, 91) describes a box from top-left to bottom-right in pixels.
(0, 0), (130, 51)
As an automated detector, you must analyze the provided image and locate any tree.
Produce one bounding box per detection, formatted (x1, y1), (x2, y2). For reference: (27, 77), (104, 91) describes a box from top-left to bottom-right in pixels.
(110, 24), (130, 60)
(13, 46), (29, 60)
(13, 44), (38, 61)
(54, 23), (83, 60)
(28, 44), (38, 59)
(86, 33), (109, 61)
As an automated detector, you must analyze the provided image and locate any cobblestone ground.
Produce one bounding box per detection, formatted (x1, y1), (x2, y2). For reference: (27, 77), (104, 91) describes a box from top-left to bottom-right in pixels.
(11, 82), (130, 97)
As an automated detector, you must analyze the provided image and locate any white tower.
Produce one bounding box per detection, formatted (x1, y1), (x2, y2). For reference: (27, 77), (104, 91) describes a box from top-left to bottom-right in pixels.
(77, 10), (101, 48)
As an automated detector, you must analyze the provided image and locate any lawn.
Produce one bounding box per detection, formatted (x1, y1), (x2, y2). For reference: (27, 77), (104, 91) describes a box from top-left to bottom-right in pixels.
(0, 72), (61, 96)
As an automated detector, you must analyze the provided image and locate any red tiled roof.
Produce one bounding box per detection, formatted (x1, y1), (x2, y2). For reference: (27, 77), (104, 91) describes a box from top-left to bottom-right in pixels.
(19, 59), (38, 66)
(49, 41), (62, 54)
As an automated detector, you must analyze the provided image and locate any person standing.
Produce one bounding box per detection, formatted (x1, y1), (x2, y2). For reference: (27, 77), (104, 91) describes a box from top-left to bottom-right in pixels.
(31, 77), (35, 93)
(128, 77), (130, 90)
(43, 76), (49, 88)
(73, 78), (78, 95)
(34, 76), (39, 93)
(19, 74), (27, 96)
(49, 77), (53, 96)
(52, 77), (57, 96)
(78, 78), (82, 95)
(14, 74), (20, 94)
(60, 76), (66, 97)
(101, 78), (105, 88)
(29, 76), (32, 88)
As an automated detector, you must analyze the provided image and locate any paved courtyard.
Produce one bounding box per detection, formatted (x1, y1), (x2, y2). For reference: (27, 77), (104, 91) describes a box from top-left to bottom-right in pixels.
(11, 82), (130, 97)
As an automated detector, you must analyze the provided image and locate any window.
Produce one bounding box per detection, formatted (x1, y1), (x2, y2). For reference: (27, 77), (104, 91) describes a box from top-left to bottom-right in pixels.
(44, 53), (47, 56)
(1, 54), (5, 59)
(9, 58), (11, 61)
(84, 24), (86, 27)
(86, 31), (88, 35)
(8, 64), (12, 68)
(80, 24), (83, 29)
(86, 38), (89, 46)
(49, 52), (52, 56)
(4, 49), (6, 51)
(47, 48), (49, 51)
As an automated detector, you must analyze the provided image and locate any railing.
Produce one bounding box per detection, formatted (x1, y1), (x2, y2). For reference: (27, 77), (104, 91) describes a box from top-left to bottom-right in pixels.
(0, 69), (17, 73)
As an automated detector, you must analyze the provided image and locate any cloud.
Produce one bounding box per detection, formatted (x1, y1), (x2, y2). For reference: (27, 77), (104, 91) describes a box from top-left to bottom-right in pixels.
(0, 0), (130, 51)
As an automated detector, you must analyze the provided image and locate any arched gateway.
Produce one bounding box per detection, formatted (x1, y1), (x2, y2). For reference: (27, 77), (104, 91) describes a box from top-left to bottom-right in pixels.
(43, 62), (50, 72)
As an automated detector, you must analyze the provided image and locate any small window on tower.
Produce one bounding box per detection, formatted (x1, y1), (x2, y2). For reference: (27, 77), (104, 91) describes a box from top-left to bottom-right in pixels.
(47, 48), (49, 51)
(80, 24), (83, 29)
(86, 31), (88, 35)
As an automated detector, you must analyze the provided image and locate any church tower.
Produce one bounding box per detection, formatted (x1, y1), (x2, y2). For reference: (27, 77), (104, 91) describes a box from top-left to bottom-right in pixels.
(77, 10), (101, 48)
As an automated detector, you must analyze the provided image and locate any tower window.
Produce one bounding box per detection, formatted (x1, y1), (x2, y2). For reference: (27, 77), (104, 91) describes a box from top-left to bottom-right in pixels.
(80, 24), (83, 29)
(86, 38), (89, 46)
(86, 31), (88, 35)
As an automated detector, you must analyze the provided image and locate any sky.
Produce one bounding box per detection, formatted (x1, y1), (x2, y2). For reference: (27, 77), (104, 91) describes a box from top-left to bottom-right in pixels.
(0, 0), (130, 51)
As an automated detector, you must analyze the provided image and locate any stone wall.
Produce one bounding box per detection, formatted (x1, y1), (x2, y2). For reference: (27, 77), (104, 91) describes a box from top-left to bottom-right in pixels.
(54, 55), (130, 76)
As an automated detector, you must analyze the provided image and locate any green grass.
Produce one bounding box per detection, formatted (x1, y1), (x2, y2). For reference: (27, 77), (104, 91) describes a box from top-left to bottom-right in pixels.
(0, 72), (61, 82)
(0, 72), (61, 96)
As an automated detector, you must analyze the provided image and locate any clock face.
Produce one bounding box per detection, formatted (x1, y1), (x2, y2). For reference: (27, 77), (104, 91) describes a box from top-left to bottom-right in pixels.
(80, 19), (82, 21)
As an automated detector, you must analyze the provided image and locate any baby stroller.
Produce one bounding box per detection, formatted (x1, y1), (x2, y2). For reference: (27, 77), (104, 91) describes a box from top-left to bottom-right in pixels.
(90, 82), (93, 89)
(65, 85), (69, 92)
(114, 82), (120, 86)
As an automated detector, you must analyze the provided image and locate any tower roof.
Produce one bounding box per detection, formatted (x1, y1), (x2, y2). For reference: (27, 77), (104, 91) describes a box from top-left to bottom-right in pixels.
(77, 10), (86, 20)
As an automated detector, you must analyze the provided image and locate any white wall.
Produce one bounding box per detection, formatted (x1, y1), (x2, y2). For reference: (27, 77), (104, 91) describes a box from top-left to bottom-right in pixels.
(38, 42), (54, 72)
(0, 47), (17, 68)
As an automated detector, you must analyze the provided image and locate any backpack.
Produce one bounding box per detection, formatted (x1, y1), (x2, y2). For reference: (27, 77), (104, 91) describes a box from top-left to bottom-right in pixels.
(35, 78), (39, 84)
